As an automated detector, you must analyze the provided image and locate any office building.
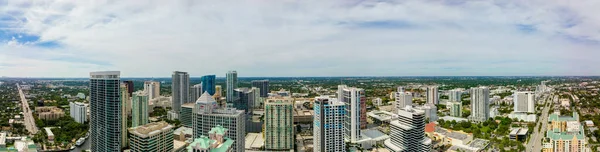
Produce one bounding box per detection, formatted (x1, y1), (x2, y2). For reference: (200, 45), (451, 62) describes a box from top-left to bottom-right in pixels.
(180, 103), (194, 128)
(123, 80), (134, 96)
(234, 87), (255, 114)
(193, 92), (245, 152)
(214, 85), (222, 98)
(338, 85), (367, 143)
(143, 81), (160, 100)
(395, 91), (412, 112)
(448, 101), (462, 117)
(543, 112), (586, 152)
(187, 125), (234, 152)
(70, 102), (87, 123)
(226, 70), (238, 106)
(90, 71), (122, 151)
(190, 84), (202, 101)
(264, 97), (294, 150)
(172, 71), (190, 114)
(427, 86), (439, 105)
(384, 106), (432, 152)
(201, 75), (216, 95)
(470, 87), (490, 122)
(119, 83), (130, 148)
(132, 91), (149, 127)
(514, 91), (535, 113)
(128, 121), (174, 152)
(313, 96), (346, 152)
(449, 89), (462, 102)
(251, 80), (269, 97)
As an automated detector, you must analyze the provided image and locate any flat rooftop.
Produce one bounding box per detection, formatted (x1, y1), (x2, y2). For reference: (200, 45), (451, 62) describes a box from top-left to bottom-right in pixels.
(245, 133), (264, 150)
(129, 121), (173, 138)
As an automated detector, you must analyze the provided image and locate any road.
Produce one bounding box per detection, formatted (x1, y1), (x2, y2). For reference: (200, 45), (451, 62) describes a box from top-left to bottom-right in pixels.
(526, 94), (554, 152)
(17, 83), (39, 134)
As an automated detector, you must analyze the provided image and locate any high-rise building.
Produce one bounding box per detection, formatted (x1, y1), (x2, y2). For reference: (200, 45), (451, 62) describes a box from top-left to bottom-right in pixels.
(395, 91), (412, 112)
(470, 87), (490, 122)
(193, 92), (245, 152)
(90, 71), (122, 151)
(338, 85), (366, 143)
(226, 71), (238, 106)
(448, 101), (462, 117)
(214, 85), (222, 98)
(132, 91), (149, 127)
(251, 87), (263, 109)
(313, 96), (346, 152)
(513, 91), (535, 113)
(384, 106), (432, 152)
(264, 97), (294, 150)
(172, 71), (190, 114)
(190, 84), (202, 101)
(251, 80), (269, 97)
(69, 102), (87, 123)
(200, 75), (216, 95)
(448, 89), (462, 102)
(128, 121), (174, 152)
(180, 103), (194, 128)
(234, 87), (255, 114)
(426, 86), (439, 105)
(123, 80), (134, 96)
(143, 81), (160, 100)
(420, 104), (438, 122)
(120, 83), (130, 148)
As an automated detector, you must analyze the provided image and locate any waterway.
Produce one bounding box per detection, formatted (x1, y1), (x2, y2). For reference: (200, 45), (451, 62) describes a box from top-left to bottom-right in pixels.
(70, 138), (90, 152)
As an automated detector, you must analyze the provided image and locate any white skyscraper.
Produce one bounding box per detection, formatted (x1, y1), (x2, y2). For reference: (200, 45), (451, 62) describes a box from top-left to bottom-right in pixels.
(313, 96), (346, 152)
(470, 87), (490, 122)
(448, 89), (462, 102)
(338, 85), (366, 143)
(70, 102), (87, 123)
(226, 71), (238, 106)
(513, 91), (535, 113)
(384, 106), (432, 152)
(395, 91), (413, 112)
(426, 86), (439, 105)
(143, 81), (160, 100)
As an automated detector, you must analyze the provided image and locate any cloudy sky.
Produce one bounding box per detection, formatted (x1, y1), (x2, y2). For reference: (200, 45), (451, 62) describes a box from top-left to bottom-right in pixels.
(1, 0), (599, 77)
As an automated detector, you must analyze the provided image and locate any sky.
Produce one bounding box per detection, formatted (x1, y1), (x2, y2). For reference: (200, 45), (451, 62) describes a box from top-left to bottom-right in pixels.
(1, 0), (600, 77)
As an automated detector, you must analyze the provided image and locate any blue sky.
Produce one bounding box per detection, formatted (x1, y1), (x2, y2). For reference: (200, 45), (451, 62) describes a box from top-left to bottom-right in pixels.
(1, 0), (600, 77)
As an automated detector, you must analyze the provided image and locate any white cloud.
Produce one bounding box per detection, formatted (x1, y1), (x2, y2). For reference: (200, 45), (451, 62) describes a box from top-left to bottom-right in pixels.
(0, 0), (599, 77)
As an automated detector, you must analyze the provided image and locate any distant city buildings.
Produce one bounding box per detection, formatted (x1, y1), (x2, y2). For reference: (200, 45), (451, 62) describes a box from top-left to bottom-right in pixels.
(264, 97), (294, 150)
(132, 91), (149, 127)
(384, 106), (432, 152)
(427, 86), (439, 105)
(251, 80), (269, 97)
(470, 87), (490, 122)
(513, 91), (535, 113)
(226, 70), (238, 107)
(338, 85), (367, 143)
(171, 71), (190, 116)
(90, 71), (122, 151)
(193, 92), (245, 152)
(200, 75), (216, 95)
(313, 96), (346, 152)
(69, 102), (87, 123)
(395, 91), (413, 112)
(128, 121), (174, 152)
(448, 101), (462, 117)
(190, 84), (202, 101)
(143, 81), (160, 100)
(122, 80), (134, 96)
(448, 89), (462, 102)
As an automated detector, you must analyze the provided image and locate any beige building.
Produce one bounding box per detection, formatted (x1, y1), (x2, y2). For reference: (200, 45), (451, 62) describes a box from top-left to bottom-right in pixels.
(128, 121), (174, 152)
(264, 97), (294, 151)
(144, 81), (160, 100)
(543, 112), (586, 152)
(35, 106), (64, 120)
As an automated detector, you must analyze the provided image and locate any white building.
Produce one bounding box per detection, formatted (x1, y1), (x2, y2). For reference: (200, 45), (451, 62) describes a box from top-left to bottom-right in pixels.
(513, 91), (535, 113)
(338, 85), (366, 143)
(144, 81), (160, 100)
(190, 84), (202, 101)
(470, 87), (490, 122)
(384, 106), (432, 152)
(313, 96), (346, 152)
(448, 89), (462, 102)
(418, 104), (438, 122)
(395, 91), (413, 113)
(508, 112), (537, 122)
(69, 102), (87, 123)
(373, 98), (383, 106)
(427, 86), (439, 105)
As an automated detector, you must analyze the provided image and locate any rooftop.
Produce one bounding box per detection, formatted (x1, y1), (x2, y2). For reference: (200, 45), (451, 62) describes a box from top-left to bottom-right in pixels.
(245, 133), (264, 150)
(128, 121), (173, 138)
(546, 125), (585, 140)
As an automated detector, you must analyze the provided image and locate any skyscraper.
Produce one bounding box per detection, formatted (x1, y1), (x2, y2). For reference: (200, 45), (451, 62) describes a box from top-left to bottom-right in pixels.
(338, 85), (366, 143)
(190, 84), (202, 101)
(448, 101), (462, 117)
(226, 71), (238, 106)
(448, 89), (462, 102)
(120, 83), (130, 148)
(264, 97), (294, 150)
(90, 71), (122, 151)
(251, 80), (269, 97)
(193, 92), (245, 152)
(234, 87), (255, 114)
(200, 75), (216, 95)
(395, 91), (412, 112)
(143, 81), (160, 100)
(132, 91), (149, 127)
(128, 121), (174, 152)
(513, 91), (535, 113)
(426, 86), (439, 105)
(470, 87), (490, 122)
(384, 106), (432, 152)
(172, 71), (190, 115)
(122, 80), (134, 96)
(313, 96), (346, 152)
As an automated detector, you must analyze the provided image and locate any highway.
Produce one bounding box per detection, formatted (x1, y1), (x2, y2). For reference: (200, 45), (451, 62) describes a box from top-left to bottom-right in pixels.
(526, 94), (554, 152)
(17, 83), (39, 134)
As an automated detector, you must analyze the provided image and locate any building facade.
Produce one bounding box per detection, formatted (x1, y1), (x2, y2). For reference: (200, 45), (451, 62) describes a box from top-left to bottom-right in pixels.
(226, 71), (238, 106)
(427, 86), (439, 105)
(132, 91), (149, 127)
(470, 87), (490, 122)
(69, 102), (87, 123)
(448, 101), (462, 117)
(234, 87), (255, 114)
(90, 71), (122, 151)
(119, 83), (130, 149)
(35, 106), (65, 120)
(190, 84), (202, 101)
(201, 75), (216, 96)
(313, 96), (346, 152)
(172, 71), (190, 114)
(543, 112), (586, 152)
(187, 125), (234, 152)
(395, 91), (413, 112)
(143, 81), (160, 100)
(264, 98), (294, 150)
(128, 121), (174, 152)
(514, 91), (535, 113)
(384, 106), (432, 152)
(251, 80), (269, 97)
(338, 85), (367, 143)
(193, 92), (245, 152)
(448, 89), (462, 102)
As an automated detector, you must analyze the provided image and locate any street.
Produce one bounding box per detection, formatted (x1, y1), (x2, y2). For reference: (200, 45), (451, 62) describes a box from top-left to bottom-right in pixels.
(17, 83), (39, 134)
(526, 94), (554, 152)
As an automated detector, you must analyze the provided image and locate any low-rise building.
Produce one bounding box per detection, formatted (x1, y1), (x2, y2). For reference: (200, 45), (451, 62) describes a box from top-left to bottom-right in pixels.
(508, 112), (537, 122)
(173, 127), (193, 141)
(35, 106), (65, 120)
(0, 133), (6, 148)
(509, 128), (529, 141)
(44, 127), (55, 143)
(187, 125), (234, 152)
(245, 133), (264, 151)
(367, 110), (398, 125)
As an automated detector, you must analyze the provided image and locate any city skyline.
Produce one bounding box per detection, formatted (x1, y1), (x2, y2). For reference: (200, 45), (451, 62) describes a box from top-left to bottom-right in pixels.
(2, 1), (600, 77)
